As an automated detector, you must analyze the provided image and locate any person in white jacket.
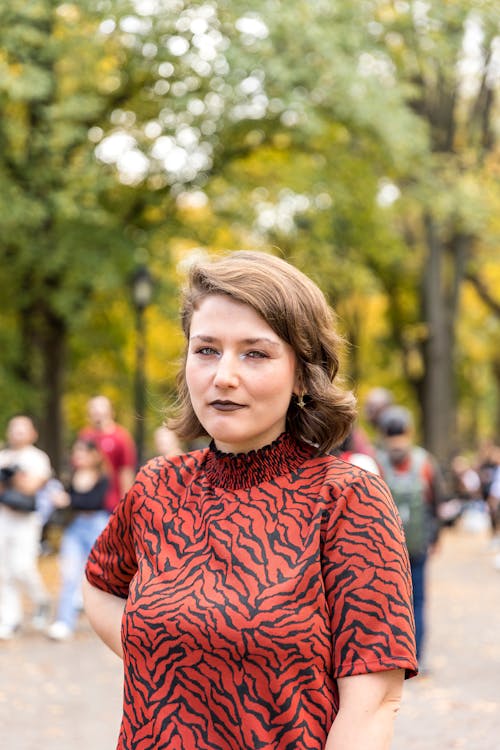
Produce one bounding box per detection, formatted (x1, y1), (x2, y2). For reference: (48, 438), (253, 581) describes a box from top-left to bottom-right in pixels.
(0, 415), (52, 639)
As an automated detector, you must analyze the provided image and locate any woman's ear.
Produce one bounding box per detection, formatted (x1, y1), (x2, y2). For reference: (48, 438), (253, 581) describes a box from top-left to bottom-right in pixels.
(292, 367), (303, 396)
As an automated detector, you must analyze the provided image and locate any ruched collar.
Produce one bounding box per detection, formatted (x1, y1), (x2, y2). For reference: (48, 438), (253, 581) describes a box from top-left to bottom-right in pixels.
(203, 432), (315, 490)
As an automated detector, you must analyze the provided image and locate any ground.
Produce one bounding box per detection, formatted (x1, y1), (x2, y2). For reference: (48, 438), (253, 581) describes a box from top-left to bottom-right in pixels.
(0, 519), (499, 749)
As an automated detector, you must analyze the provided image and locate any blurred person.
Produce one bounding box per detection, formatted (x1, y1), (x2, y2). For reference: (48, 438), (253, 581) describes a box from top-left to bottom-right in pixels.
(337, 429), (380, 474)
(346, 421), (376, 458)
(449, 455), (481, 501)
(0, 415), (52, 639)
(35, 474), (66, 558)
(153, 425), (183, 457)
(46, 439), (109, 641)
(486, 462), (500, 557)
(79, 395), (136, 513)
(476, 440), (500, 505)
(439, 455), (482, 528)
(83, 251), (417, 750)
(476, 441), (500, 551)
(376, 406), (444, 668)
(347, 387), (395, 457)
(364, 387), (394, 430)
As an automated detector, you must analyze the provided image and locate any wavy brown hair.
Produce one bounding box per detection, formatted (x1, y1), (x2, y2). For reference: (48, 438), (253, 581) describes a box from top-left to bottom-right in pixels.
(168, 251), (357, 454)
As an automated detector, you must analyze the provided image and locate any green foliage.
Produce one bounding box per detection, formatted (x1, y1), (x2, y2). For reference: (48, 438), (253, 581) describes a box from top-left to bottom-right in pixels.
(0, 1), (142, 448)
(1, 0), (500, 461)
(205, 0), (500, 454)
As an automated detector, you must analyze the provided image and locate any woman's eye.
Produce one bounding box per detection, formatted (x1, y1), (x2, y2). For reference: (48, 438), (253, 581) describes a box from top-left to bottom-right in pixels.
(195, 346), (218, 356)
(246, 350), (268, 359)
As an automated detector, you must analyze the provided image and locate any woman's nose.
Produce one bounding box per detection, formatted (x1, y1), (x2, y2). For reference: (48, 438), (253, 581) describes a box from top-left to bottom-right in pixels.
(213, 354), (239, 387)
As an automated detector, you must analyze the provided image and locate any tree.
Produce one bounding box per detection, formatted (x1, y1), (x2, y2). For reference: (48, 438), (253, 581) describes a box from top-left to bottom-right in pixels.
(2, 0), (500, 468)
(195, 1), (500, 463)
(0, 1), (193, 466)
(363, 0), (500, 463)
(0, 2), (139, 466)
(72, 1), (500, 464)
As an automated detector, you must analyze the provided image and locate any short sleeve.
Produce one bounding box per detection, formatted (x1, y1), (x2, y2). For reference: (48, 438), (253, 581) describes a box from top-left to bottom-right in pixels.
(321, 470), (418, 679)
(85, 483), (138, 598)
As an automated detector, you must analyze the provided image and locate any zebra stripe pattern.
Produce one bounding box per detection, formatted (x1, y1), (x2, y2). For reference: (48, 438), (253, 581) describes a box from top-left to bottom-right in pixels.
(86, 433), (417, 749)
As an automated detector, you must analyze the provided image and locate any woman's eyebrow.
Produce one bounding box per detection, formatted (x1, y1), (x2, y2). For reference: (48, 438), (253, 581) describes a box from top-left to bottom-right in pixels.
(190, 334), (217, 342)
(242, 337), (281, 350)
(190, 334), (281, 350)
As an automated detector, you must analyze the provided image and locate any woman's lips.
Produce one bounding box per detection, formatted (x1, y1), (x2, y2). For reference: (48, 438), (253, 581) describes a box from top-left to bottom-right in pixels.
(210, 401), (245, 412)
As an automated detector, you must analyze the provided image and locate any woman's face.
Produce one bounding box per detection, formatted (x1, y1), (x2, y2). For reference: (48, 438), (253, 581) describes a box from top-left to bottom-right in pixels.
(186, 294), (298, 454)
(71, 442), (99, 469)
(7, 417), (37, 448)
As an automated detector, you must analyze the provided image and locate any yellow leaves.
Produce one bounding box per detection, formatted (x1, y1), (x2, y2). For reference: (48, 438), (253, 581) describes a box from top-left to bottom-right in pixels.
(484, 150), (500, 179)
(147, 308), (185, 384)
(7, 61), (23, 78)
(0, 59), (52, 102)
(97, 55), (123, 75)
(169, 239), (207, 267)
(93, 54), (124, 94)
(271, 132), (292, 150)
(143, 206), (166, 224)
(55, 4), (81, 24)
(375, 2), (400, 25)
(175, 199), (211, 224)
(97, 75), (122, 95)
(2, 100), (29, 159)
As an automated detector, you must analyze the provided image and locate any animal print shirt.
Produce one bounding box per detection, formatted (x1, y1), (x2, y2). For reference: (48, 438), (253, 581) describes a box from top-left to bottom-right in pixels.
(85, 432), (417, 750)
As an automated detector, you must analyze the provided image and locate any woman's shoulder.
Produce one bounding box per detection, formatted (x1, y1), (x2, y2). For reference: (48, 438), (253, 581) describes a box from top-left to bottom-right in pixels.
(306, 451), (379, 478)
(317, 452), (390, 499)
(136, 447), (210, 484)
(317, 455), (401, 533)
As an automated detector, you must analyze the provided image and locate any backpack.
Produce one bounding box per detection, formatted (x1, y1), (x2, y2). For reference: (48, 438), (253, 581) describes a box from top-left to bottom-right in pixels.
(377, 446), (431, 558)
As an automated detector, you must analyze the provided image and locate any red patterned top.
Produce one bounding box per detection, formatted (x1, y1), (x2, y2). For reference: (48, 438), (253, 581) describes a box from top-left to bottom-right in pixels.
(86, 432), (417, 750)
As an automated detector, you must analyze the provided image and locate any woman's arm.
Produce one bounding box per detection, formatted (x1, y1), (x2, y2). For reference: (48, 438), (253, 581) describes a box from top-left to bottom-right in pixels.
(325, 669), (404, 750)
(82, 577), (126, 659)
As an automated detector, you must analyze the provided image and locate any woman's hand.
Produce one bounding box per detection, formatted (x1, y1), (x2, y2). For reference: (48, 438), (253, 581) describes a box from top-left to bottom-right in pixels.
(51, 489), (71, 509)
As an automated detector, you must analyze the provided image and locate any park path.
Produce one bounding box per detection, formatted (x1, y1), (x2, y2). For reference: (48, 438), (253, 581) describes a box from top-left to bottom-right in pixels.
(394, 521), (500, 750)
(0, 520), (499, 749)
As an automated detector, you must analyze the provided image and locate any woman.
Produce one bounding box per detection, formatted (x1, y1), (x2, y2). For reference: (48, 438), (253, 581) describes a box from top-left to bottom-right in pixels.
(47, 439), (108, 640)
(83, 251), (417, 749)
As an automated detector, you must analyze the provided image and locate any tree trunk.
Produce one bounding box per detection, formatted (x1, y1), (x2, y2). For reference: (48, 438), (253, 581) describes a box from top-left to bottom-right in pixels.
(421, 216), (453, 464)
(19, 300), (66, 473)
(420, 215), (469, 465)
(492, 358), (500, 439)
(39, 311), (66, 474)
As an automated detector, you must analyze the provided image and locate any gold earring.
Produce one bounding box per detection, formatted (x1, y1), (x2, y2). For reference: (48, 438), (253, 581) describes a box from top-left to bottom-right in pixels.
(297, 394), (306, 409)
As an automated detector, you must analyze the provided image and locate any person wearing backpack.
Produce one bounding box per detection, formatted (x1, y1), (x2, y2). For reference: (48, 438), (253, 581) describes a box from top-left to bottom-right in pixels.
(376, 406), (443, 670)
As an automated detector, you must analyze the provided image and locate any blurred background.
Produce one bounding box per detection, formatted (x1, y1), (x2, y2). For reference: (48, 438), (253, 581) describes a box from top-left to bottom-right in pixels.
(1, 1), (500, 746)
(2, 0), (500, 469)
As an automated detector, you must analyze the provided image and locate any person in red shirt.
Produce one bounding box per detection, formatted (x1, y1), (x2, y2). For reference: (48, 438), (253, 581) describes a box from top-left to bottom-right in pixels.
(79, 396), (136, 513)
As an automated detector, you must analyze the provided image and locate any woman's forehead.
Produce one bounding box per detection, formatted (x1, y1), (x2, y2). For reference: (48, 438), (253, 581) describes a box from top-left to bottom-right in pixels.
(190, 294), (273, 331)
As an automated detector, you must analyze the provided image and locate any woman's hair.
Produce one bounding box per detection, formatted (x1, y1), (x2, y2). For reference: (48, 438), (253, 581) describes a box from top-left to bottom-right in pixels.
(168, 250), (357, 453)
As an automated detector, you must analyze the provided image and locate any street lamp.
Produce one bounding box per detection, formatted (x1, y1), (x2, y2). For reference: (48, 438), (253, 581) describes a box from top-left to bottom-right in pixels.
(131, 265), (154, 468)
